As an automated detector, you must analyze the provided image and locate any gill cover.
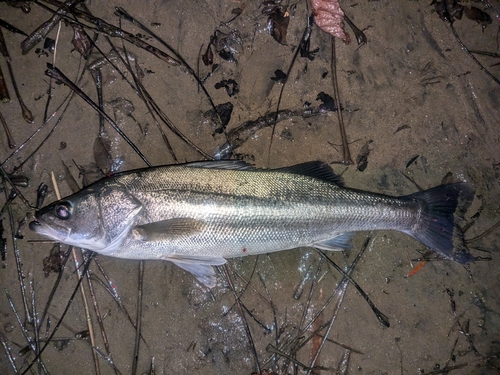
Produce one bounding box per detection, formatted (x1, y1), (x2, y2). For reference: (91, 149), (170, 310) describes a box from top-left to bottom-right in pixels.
(97, 183), (143, 248)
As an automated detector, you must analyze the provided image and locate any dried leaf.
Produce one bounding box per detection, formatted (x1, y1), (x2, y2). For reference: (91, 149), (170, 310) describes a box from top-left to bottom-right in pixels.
(214, 79), (239, 97)
(464, 6), (492, 29)
(309, 0), (347, 41)
(202, 43), (213, 66)
(356, 140), (373, 172)
(71, 24), (92, 59)
(268, 11), (290, 45)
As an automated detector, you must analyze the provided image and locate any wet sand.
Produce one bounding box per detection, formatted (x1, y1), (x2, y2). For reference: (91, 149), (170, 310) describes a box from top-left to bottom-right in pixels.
(0, 1), (499, 374)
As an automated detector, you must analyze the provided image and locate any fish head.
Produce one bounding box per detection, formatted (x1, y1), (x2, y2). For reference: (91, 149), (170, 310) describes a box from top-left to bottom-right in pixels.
(29, 183), (143, 253)
(29, 187), (107, 250)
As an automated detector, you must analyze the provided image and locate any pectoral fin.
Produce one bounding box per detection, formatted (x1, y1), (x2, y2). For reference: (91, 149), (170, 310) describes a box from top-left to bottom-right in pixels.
(133, 218), (206, 241)
(166, 255), (227, 288)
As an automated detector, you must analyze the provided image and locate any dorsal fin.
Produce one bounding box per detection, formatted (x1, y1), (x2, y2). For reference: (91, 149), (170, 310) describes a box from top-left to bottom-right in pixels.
(277, 161), (344, 186)
(184, 160), (343, 185)
(185, 160), (254, 170)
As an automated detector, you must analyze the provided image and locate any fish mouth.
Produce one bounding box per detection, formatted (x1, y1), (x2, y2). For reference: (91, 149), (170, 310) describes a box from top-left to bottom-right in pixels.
(29, 220), (42, 232)
(29, 218), (71, 242)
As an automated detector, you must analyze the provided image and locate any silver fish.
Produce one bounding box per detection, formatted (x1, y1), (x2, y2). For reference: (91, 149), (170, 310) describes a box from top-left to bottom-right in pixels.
(29, 161), (474, 287)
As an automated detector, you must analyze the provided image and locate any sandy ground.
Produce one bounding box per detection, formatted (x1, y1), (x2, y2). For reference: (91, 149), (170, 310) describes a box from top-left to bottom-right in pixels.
(0, 0), (499, 374)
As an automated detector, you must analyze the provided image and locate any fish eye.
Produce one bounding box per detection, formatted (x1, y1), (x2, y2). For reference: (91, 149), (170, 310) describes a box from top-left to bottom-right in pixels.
(54, 201), (72, 220)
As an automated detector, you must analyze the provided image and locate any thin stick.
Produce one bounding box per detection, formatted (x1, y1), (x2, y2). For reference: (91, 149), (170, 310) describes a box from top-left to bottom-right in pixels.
(305, 278), (349, 375)
(36, 0), (179, 66)
(21, 0), (82, 54)
(0, 331), (19, 374)
(466, 219), (500, 243)
(0, 27), (34, 123)
(5, 290), (49, 374)
(115, 8), (224, 127)
(331, 36), (353, 164)
(84, 253), (118, 375)
(0, 111), (16, 148)
(132, 261), (145, 375)
(267, 18), (312, 165)
(30, 280), (42, 375)
(45, 64), (151, 167)
(21, 254), (94, 375)
(219, 264), (261, 374)
(318, 249), (389, 327)
(92, 259), (149, 348)
(3, 184), (31, 324)
(38, 246), (72, 336)
(51, 172), (101, 375)
(0, 64), (10, 102)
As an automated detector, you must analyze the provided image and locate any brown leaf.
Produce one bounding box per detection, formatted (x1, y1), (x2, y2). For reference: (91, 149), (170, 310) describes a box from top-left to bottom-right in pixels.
(309, 0), (347, 41)
(71, 24), (92, 59)
(268, 11), (290, 45)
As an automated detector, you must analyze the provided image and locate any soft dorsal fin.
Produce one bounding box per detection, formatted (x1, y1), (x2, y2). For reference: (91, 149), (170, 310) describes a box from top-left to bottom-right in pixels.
(185, 160), (255, 170)
(277, 161), (344, 186)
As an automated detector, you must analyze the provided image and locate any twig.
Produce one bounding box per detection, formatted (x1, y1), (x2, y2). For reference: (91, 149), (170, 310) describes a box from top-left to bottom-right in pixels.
(114, 7), (225, 130)
(92, 259), (149, 348)
(319, 248), (389, 327)
(0, 64), (10, 102)
(0, 27), (34, 123)
(215, 107), (322, 159)
(0, 111), (16, 148)
(29, 280), (42, 374)
(331, 36), (353, 164)
(219, 264), (261, 374)
(21, 0), (82, 54)
(3, 184), (31, 324)
(442, 10), (500, 85)
(5, 289), (49, 373)
(36, 0), (179, 66)
(50, 171), (101, 375)
(132, 261), (145, 375)
(38, 246), (72, 336)
(84, 253), (118, 375)
(45, 63), (151, 167)
(306, 278), (348, 375)
(21, 254), (94, 375)
(267, 16), (312, 164)
(0, 331), (19, 374)
(466, 219), (500, 243)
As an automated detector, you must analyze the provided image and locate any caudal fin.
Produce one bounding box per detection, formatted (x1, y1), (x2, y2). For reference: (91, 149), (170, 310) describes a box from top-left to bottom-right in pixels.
(402, 183), (474, 264)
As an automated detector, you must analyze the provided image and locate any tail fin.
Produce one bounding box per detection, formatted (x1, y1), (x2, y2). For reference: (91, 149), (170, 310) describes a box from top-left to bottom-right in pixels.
(402, 183), (474, 264)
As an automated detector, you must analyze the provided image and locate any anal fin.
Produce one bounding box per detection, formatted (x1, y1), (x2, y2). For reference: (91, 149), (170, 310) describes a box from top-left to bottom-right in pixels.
(165, 255), (227, 288)
(313, 232), (354, 251)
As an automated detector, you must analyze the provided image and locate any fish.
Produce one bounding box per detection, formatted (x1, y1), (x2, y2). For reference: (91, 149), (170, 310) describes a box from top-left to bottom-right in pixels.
(29, 161), (474, 287)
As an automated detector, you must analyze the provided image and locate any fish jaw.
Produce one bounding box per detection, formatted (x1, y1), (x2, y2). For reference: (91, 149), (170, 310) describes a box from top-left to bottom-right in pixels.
(29, 219), (71, 243)
(29, 218), (108, 250)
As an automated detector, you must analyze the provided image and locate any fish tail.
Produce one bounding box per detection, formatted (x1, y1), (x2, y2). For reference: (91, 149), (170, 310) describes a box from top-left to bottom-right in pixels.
(403, 183), (474, 264)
